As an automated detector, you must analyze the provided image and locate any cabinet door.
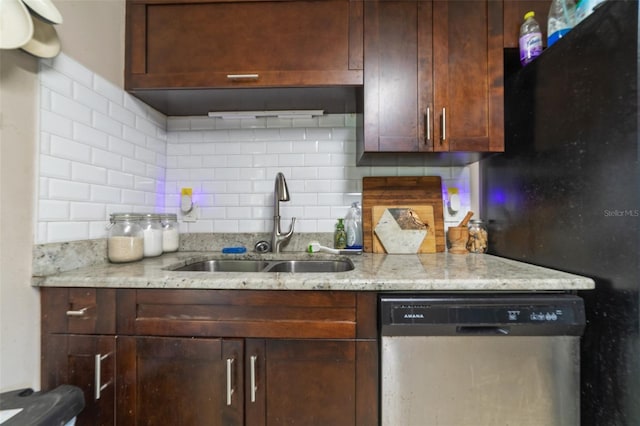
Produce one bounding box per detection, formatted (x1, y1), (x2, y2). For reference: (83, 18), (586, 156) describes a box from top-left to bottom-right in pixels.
(126, 0), (363, 90)
(246, 339), (357, 426)
(432, 0), (504, 152)
(364, 0), (433, 153)
(43, 334), (116, 426)
(117, 336), (243, 426)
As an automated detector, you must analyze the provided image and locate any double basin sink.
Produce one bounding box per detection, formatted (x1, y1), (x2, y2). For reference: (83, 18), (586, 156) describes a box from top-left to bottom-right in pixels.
(172, 258), (354, 273)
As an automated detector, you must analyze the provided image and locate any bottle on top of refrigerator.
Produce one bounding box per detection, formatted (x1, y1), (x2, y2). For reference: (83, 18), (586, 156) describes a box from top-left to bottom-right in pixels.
(575, 0), (606, 25)
(519, 11), (543, 66)
(548, 0), (576, 47)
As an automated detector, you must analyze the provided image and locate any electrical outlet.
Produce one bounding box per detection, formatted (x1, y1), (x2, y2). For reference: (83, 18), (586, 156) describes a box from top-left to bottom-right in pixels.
(182, 204), (198, 222)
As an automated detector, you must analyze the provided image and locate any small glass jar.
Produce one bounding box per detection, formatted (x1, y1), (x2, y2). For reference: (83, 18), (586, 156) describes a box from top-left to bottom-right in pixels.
(140, 213), (164, 257)
(107, 213), (144, 263)
(160, 213), (180, 253)
(466, 220), (489, 253)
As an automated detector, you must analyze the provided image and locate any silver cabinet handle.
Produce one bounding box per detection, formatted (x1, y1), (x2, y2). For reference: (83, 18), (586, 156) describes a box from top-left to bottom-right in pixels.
(425, 107), (431, 143)
(441, 107), (447, 143)
(66, 307), (88, 317)
(226, 74), (259, 80)
(250, 355), (258, 403)
(226, 358), (235, 406)
(94, 353), (112, 400)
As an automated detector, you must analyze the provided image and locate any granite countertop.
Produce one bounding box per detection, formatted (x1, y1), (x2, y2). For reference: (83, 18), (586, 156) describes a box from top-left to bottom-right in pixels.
(33, 251), (595, 291)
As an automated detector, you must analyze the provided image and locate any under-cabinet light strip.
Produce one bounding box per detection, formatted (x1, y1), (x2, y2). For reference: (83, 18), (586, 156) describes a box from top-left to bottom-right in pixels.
(207, 110), (324, 120)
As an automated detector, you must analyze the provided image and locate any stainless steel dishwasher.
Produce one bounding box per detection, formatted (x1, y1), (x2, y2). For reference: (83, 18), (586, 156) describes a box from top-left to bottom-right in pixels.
(380, 294), (585, 426)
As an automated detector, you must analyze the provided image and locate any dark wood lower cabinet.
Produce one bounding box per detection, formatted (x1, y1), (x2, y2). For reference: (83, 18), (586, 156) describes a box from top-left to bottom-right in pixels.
(40, 289), (378, 426)
(43, 334), (116, 426)
(251, 339), (358, 426)
(117, 336), (243, 426)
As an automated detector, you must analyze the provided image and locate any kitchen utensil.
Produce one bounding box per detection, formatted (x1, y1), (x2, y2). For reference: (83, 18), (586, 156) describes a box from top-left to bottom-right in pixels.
(362, 177), (445, 252)
(372, 205), (436, 253)
(0, 0), (34, 49)
(457, 211), (474, 227)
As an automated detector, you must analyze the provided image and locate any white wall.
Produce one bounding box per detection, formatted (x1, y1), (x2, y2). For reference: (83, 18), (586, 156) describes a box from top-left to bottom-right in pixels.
(0, 50), (40, 391)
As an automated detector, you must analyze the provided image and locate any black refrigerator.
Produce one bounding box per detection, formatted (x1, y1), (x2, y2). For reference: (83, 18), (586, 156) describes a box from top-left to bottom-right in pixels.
(480, 0), (639, 424)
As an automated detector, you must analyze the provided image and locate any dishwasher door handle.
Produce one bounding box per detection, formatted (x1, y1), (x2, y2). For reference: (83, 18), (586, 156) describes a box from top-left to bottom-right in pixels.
(456, 326), (511, 335)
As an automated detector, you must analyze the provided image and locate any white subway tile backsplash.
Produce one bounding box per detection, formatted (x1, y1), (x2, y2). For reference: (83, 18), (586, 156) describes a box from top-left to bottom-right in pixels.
(47, 221), (90, 243)
(122, 158), (146, 174)
(35, 53), (167, 243)
(73, 122), (108, 149)
(51, 92), (92, 124)
(92, 111), (123, 137)
(121, 189), (146, 205)
(71, 163), (107, 184)
(50, 135), (91, 163)
(123, 126), (147, 146)
(108, 102), (135, 128)
(93, 74), (123, 105)
(39, 200), (69, 220)
(91, 185), (121, 203)
(37, 54), (472, 243)
(39, 66), (73, 97)
(49, 179), (91, 201)
(40, 155), (71, 179)
(91, 148), (122, 170)
(70, 202), (106, 220)
(73, 82), (109, 114)
(41, 110), (73, 138)
(107, 170), (134, 188)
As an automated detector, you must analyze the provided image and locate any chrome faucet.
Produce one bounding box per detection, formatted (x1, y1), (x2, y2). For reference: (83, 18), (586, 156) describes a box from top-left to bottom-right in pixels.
(271, 172), (296, 253)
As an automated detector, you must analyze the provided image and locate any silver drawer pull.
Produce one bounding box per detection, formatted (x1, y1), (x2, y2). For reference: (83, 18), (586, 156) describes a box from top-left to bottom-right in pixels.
(226, 74), (259, 80)
(94, 353), (112, 400)
(65, 307), (88, 317)
(425, 107), (431, 143)
(250, 355), (258, 403)
(441, 107), (447, 143)
(226, 358), (235, 406)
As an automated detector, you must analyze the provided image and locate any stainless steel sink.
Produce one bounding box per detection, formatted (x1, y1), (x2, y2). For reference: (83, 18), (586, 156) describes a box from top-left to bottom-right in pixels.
(172, 258), (354, 273)
(172, 259), (269, 272)
(264, 260), (354, 273)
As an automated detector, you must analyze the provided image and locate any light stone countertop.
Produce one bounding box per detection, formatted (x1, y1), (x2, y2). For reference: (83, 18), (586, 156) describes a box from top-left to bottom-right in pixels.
(33, 251), (595, 291)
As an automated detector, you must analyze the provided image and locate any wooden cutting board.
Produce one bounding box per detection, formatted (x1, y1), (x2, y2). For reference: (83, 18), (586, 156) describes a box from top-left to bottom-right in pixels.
(363, 176), (445, 253)
(372, 205), (437, 253)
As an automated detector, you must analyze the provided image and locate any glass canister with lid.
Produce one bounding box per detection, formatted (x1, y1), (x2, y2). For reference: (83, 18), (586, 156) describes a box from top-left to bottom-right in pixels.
(140, 213), (164, 257)
(160, 213), (180, 252)
(107, 213), (144, 263)
(466, 219), (489, 253)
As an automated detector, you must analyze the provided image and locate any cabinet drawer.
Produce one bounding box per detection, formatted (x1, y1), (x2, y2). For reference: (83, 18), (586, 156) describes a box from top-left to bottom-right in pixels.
(41, 288), (116, 335)
(123, 290), (358, 339)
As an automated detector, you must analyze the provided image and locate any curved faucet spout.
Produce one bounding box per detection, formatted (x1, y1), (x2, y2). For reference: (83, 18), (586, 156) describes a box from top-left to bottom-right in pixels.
(272, 173), (295, 253)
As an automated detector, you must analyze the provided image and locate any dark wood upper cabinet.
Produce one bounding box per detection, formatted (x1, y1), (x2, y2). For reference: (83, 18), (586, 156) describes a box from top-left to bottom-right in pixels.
(125, 0), (363, 92)
(360, 0), (504, 163)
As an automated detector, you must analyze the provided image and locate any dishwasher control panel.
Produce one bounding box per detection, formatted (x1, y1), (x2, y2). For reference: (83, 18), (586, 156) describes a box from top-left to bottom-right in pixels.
(379, 294), (585, 336)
